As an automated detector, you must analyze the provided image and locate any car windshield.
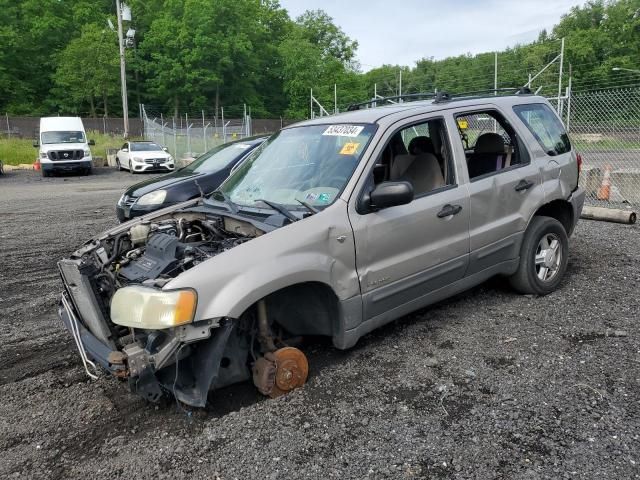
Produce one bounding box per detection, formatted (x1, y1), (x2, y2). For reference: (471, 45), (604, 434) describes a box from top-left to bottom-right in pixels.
(183, 141), (258, 174)
(41, 131), (85, 144)
(130, 142), (163, 152)
(218, 124), (375, 208)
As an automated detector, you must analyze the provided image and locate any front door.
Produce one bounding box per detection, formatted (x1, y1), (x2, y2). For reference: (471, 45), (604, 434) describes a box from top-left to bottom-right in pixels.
(349, 116), (470, 321)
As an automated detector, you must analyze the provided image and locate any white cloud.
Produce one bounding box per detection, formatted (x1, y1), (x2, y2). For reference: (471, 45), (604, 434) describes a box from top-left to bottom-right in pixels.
(279, 0), (583, 70)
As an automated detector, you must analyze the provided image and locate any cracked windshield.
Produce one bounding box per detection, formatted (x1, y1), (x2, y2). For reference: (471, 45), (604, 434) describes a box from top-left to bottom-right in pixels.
(219, 124), (376, 208)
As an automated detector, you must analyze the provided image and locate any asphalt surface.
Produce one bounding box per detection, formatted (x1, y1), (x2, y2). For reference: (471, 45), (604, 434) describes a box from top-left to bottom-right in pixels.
(0, 168), (638, 479)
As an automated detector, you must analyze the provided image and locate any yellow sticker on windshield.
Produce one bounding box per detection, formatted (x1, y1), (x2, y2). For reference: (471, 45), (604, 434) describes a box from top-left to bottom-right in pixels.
(340, 142), (360, 155)
(457, 119), (469, 129)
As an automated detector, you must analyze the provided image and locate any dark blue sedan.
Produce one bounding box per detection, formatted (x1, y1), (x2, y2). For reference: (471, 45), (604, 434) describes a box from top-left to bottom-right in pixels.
(116, 136), (268, 222)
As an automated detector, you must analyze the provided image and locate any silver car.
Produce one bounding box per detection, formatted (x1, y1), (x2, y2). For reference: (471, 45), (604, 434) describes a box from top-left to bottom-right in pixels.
(58, 91), (585, 407)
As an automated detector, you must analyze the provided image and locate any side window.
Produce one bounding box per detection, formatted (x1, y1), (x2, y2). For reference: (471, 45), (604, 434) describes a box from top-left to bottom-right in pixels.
(122, 143), (128, 150)
(376, 118), (455, 197)
(513, 103), (571, 156)
(455, 110), (528, 180)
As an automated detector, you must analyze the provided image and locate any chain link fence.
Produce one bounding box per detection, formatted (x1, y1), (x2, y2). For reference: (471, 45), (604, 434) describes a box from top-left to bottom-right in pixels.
(142, 105), (253, 165)
(140, 88), (640, 205)
(550, 87), (640, 206)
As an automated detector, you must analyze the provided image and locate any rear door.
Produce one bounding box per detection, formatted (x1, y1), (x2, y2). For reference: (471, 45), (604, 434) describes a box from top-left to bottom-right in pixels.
(451, 107), (543, 275)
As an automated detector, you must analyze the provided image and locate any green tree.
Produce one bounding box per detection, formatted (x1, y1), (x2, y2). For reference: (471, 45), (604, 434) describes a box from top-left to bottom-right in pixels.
(52, 24), (120, 116)
(279, 10), (363, 117)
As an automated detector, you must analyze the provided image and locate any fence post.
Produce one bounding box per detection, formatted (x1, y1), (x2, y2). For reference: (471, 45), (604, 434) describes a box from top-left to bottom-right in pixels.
(221, 107), (225, 142)
(161, 113), (165, 146)
(186, 113), (191, 155)
(5, 113), (10, 139)
(565, 88), (572, 132)
(202, 110), (207, 151)
(173, 116), (177, 158)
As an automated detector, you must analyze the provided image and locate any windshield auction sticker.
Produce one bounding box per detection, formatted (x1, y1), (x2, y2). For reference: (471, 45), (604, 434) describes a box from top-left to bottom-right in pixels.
(339, 142), (360, 155)
(323, 125), (365, 137)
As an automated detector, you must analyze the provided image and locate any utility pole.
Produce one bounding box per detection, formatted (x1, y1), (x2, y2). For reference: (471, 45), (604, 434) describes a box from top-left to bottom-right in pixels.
(494, 52), (498, 133)
(494, 52), (498, 93)
(566, 64), (573, 132)
(557, 37), (565, 116)
(116, 0), (129, 138)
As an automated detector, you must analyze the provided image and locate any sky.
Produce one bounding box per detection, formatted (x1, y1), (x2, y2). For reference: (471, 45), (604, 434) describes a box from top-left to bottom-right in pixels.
(279, 0), (584, 71)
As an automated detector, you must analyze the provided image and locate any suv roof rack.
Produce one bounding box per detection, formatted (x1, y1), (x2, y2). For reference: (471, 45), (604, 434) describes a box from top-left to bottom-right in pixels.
(346, 87), (532, 111)
(347, 92), (438, 111)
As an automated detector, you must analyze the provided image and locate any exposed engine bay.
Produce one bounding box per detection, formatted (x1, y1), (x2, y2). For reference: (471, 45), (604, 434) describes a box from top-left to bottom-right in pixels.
(58, 209), (310, 407)
(90, 212), (262, 305)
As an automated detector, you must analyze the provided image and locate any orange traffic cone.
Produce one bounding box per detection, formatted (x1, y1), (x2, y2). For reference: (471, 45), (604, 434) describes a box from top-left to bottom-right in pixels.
(33, 160), (41, 171)
(597, 164), (612, 200)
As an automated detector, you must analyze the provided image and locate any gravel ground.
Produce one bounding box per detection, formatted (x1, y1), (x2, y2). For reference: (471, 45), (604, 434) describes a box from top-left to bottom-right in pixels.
(0, 168), (639, 479)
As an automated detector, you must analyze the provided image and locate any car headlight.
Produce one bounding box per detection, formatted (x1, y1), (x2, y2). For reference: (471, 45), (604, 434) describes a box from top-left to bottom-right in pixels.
(110, 286), (197, 329)
(137, 190), (166, 206)
(117, 194), (125, 206)
(40, 152), (47, 159)
(84, 149), (91, 157)
(133, 157), (144, 163)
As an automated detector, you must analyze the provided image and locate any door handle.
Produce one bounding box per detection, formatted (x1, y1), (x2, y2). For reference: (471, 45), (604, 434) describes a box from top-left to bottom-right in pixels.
(437, 204), (462, 218)
(515, 179), (535, 191)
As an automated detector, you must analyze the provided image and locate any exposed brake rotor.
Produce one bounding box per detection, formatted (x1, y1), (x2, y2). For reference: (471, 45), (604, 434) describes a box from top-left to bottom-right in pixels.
(252, 347), (309, 398)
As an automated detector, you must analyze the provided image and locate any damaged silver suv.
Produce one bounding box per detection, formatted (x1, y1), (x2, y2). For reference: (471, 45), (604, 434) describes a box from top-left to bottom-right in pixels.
(58, 90), (585, 407)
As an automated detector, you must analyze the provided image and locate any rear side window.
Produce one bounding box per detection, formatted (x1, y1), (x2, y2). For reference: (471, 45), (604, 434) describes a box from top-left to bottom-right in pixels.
(513, 104), (571, 156)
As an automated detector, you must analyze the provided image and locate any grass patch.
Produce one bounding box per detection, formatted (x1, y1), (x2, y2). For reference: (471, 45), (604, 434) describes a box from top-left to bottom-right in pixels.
(0, 138), (35, 165)
(0, 131), (141, 166)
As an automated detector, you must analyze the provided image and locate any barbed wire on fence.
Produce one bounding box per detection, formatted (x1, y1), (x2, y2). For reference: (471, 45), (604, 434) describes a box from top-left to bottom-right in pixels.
(141, 104), (253, 162)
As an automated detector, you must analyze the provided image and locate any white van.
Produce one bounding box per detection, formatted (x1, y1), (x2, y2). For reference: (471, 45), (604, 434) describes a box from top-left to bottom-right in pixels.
(34, 117), (94, 176)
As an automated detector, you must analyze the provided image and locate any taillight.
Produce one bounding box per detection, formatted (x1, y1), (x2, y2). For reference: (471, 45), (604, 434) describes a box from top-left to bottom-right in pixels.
(576, 153), (582, 174)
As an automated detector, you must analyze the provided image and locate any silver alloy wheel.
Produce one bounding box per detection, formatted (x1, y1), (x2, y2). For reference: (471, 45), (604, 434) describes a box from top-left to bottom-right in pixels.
(535, 233), (562, 282)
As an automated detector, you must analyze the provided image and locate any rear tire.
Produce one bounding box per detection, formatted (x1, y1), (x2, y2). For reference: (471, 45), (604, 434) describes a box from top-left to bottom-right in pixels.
(508, 216), (569, 295)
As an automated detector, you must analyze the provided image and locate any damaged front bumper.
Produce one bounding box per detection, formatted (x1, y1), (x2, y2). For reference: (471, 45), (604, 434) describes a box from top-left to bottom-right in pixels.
(58, 293), (247, 407)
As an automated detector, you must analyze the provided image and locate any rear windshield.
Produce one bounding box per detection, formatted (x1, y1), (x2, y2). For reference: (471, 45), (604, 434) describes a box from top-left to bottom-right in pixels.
(183, 142), (257, 173)
(513, 103), (571, 156)
(130, 142), (163, 152)
(41, 131), (85, 144)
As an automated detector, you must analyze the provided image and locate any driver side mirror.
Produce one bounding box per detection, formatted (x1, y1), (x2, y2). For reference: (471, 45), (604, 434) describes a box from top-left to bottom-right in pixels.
(122, 148), (128, 152)
(368, 181), (414, 211)
(162, 147), (169, 152)
(88, 139), (95, 146)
